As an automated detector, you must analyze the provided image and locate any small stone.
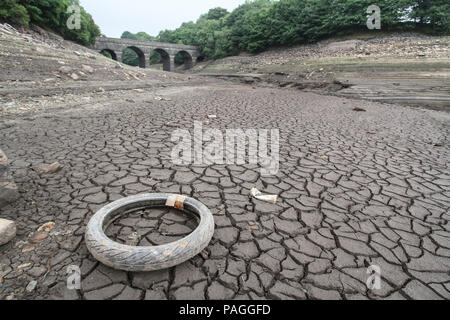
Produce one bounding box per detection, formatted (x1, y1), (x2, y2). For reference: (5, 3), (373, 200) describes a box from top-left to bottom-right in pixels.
(166, 122), (178, 128)
(21, 244), (36, 253)
(26, 280), (37, 293)
(0, 218), (16, 245)
(38, 221), (55, 232)
(70, 73), (79, 80)
(0, 148), (7, 165)
(29, 232), (48, 244)
(59, 66), (72, 74)
(44, 78), (56, 83)
(81, 65), (94, 73)
(34, 162), (62, 174)
(17, 263), (32, 270)
(0, 181), (19, 208)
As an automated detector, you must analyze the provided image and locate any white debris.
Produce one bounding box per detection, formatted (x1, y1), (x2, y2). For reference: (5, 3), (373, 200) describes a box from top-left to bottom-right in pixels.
(26, 280), (37, 293)
(249, 188), (278, 204)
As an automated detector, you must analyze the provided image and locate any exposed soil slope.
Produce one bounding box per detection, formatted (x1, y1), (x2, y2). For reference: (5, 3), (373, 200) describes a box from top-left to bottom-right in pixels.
(191, 33), (450, 111)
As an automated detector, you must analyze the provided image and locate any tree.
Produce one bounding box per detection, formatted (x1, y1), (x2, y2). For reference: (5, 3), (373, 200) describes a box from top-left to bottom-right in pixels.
(121, 31), (137, 40)
(0, 0), (29, 25)
(0, 0), (100, 45)
(203, 7), (228, 20)
(126, 0), (450, 59)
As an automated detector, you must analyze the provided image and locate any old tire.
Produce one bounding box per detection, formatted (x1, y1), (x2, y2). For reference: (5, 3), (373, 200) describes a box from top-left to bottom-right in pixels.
(85, 193), (215, 272)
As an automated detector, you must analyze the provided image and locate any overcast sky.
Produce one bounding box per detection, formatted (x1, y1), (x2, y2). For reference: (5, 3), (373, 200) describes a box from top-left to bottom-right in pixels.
(80, 0), (247, 38)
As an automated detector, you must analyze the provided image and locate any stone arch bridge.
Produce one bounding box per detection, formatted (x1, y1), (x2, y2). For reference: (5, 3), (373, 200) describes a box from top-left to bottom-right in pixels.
(92, 37), (201, 72)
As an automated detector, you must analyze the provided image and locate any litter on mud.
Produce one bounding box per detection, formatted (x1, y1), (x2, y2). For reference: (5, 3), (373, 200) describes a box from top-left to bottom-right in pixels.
(249, 188), (278, 204)
(155, 96), (172, 101)
(85, 194), (215, 272)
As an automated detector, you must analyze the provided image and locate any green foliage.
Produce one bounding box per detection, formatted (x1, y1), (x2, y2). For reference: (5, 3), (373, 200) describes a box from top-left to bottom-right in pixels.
(0, 0), (29, 25)
(122, 47), (139, 66)
(121, 31), (137, 40)
(0, 0), (100, 45)
(120, 31), (161, 66)
(202, 7), (229, 20)
(100, 49), (112, 59)
(407, 0), (450, 33)
(151, 0), (449, 59)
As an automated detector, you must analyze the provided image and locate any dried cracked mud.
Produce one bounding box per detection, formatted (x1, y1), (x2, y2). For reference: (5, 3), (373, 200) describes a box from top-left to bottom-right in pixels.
(1, 80), (449, 300)
(0, 25), (449, 300)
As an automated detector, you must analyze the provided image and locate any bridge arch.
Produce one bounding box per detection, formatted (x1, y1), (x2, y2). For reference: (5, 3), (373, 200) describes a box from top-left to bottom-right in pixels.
(92, 37), (201, 72)
(123, 46), (146, 68)
(151, 48), (171, 72)
(175, 50), (193, 70)
(100, 49), (117, 61)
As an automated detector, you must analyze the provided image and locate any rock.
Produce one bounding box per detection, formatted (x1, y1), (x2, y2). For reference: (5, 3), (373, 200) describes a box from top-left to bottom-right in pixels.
(44, 78), (56, 83)
(0, 149), (19, 208)
(21, 244), (36, 253)
(166, 122), (178, 128)
(37, 222), (55, 232)
(28, 232), (48, 244)
(59, 66), (72, 74)
(0, 218), (17, 245)
(0, 149), (7, 168)
(81, 65), (94, 73)
(35, 47), (46, 54)
(70, 73), (79, 80)
(26, 280), (37, 293)
(0, 181), (19, 208)
(34, 162), (62, 174)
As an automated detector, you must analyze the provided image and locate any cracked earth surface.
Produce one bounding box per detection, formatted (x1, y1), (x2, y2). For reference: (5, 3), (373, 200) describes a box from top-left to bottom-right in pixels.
(0, 80), (449, 300)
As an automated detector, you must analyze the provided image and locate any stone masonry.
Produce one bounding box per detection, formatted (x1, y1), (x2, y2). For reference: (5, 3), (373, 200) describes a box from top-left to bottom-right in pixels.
(92, 37), (201, 71)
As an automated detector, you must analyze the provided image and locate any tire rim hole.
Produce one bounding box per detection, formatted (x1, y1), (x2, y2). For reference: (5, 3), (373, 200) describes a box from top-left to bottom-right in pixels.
(104, 206), (199, 246)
